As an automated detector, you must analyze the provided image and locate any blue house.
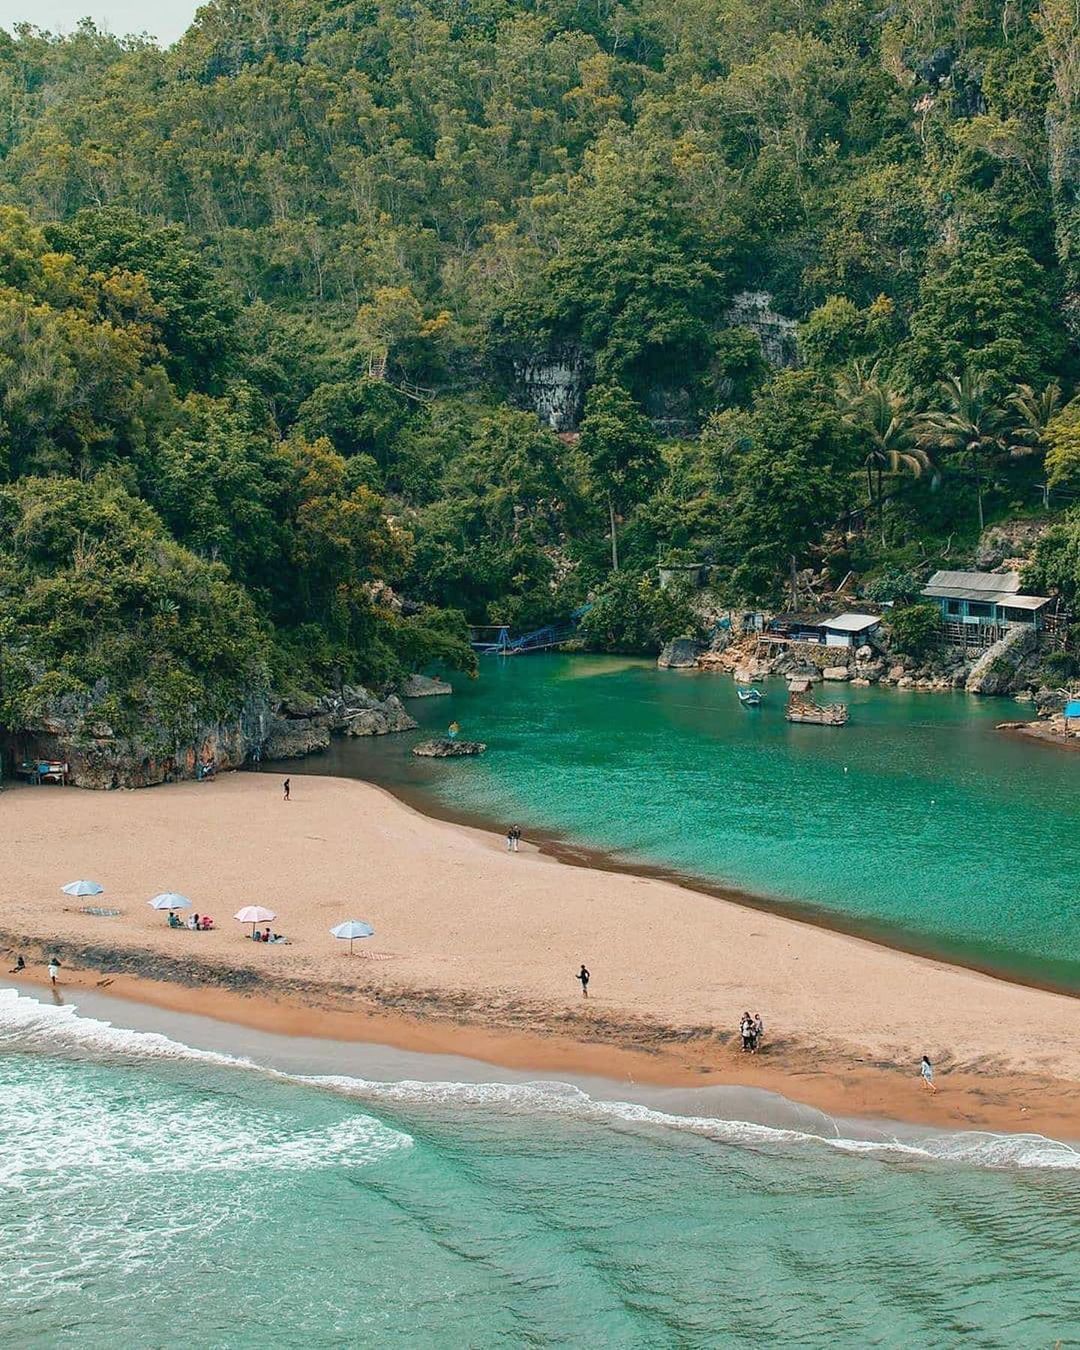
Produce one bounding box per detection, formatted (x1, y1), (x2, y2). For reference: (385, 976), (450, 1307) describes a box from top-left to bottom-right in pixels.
(921, 570), (1052, 632)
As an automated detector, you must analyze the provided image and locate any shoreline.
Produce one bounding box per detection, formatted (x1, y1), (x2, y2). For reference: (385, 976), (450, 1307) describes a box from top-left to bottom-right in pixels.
(336, 772), (1080, 999)
(2, 773), (1079, 1140)
(7, 966), (1080, 1143)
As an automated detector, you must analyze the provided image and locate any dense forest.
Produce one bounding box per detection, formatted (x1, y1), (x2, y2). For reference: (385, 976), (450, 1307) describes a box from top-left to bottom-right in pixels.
(0, 0), (1078, 745)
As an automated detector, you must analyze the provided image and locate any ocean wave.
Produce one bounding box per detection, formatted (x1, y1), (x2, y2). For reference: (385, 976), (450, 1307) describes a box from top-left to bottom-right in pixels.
(0, 988), (411, 1187)
(3, 987), (1077, 1174)
(299, 1073), (1080, 1172)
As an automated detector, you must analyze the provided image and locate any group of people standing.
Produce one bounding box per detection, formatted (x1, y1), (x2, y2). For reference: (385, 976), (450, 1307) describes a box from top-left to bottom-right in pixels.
(739, 1011), (765, 1053)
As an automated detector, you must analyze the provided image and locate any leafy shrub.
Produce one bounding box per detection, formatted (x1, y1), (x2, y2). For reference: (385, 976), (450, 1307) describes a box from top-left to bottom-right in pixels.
(886, 603), (940, 658)
(578, 574), (702, 654)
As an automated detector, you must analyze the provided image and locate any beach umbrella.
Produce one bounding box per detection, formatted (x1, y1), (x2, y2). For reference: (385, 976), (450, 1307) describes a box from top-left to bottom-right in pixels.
(234, 904), (276, 938)
(61, 880), (104, 897)
(148, 892), (193, 912)
(329, 920), (374, 955)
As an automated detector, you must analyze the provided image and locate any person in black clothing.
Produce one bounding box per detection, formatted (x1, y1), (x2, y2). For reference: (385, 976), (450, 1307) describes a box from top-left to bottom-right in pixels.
(577, 964), (590, 998)
(283, 778), (291, 801)
(8, 954), (25, 973)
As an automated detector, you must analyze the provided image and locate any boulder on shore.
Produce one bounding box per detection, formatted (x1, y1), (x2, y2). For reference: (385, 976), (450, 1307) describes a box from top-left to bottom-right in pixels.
(401, 673), (452, 698)
(344, 694), (417, 736)
(658, 636), (702, 669)
(965, 626), (1039, 695)
(822, 666), (851, 681)
(412, 738), (486, 757)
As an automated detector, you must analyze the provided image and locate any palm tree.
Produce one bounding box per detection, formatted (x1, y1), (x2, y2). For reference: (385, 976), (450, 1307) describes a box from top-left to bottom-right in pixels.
(919, 371), (1009, 533)
(1007, 382), (1061, 459)
(838, 365), (930, 545)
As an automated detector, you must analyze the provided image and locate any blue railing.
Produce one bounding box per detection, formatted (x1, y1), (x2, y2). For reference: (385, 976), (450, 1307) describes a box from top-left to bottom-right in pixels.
(470, 604), (592, 655)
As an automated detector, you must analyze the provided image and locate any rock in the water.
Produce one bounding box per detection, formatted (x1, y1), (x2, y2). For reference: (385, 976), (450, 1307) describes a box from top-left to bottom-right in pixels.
(401, 673), (452, 698)
(344, 694), (417, 736)
(658, 637), (702, 669)
(412, 738), (486, 757)
(822, 666), (851, 681)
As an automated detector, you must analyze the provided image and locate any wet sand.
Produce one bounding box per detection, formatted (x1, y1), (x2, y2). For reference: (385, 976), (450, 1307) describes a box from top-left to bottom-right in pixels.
(1, 774), (1078, 1137)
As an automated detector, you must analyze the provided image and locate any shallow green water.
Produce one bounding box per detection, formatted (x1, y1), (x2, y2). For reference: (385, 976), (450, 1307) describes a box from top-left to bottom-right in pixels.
(307, 656), (1080, 988)
(2, 989), (1079, 1348)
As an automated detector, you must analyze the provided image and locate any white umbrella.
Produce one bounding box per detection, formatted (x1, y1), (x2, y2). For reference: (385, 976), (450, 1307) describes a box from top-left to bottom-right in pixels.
(235, 905), (276, 938)
(330, 920), (374, 955)
(61, 880), (104, 897)
(148, 893), (193, 913)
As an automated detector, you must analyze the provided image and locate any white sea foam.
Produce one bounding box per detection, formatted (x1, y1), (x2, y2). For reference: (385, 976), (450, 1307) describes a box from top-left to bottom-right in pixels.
(298, 1073), (1080, 1172)
(0, 988), (412, 1189)
(3, 987), (1077, 1174)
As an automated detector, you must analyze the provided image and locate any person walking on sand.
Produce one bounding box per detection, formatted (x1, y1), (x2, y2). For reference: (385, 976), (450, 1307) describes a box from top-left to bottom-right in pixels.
(739, 1012), (754, 1053)
(577, 964), (590, 998)
(753, 1012), (764, 1053)
(920, 1055), (937, 1094)
(47, 956), (61, 986)
(283, 778), (290, 801)
(506, 826), (515, 852)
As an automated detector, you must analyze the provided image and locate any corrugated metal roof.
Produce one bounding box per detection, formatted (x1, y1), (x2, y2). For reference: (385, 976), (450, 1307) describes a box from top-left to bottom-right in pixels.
(923, 585), (1051, 606)
(925, 570), (1022, 594)
(923, 585), (1018, 603)
(997, 595), (1052, 611)
(822, 612), (881, 632)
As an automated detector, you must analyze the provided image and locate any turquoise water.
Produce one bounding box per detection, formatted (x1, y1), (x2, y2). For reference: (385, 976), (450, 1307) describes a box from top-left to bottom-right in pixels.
(3, 988), (1079, 1348)
(297, 656), (1080, 989)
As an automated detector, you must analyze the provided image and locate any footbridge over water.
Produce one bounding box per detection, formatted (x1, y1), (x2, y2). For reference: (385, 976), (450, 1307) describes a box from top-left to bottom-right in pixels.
(469, 606), (591, 655)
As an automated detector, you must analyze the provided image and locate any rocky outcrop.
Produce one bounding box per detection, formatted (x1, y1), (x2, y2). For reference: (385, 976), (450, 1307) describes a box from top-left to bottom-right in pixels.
(412, 738), (486, 757)
(9, 683), (419, 790)
(514, 346), (589, 430)
(401, 673), (452, 697)
(721, 292), (799, 367)
(658, 637), (703, 669)
(965, 626), (1040, 695)
(822, 666), (851, 681)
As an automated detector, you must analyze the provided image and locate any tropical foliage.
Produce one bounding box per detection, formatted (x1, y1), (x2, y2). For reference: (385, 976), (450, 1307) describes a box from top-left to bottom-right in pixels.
(0, 0), (1077, 718)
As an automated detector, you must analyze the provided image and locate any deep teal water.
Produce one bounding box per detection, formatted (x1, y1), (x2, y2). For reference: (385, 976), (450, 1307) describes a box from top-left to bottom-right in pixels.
(298, 655), (1080, 989)
(2, 989), (1079, 1348)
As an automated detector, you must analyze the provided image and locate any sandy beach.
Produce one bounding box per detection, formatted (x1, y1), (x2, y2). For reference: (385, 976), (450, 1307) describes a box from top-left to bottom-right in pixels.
(1, 772), (1078, 1138)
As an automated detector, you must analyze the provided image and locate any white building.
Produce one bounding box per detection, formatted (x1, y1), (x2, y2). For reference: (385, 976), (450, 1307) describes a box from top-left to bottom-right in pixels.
(818, 613), (882, 648)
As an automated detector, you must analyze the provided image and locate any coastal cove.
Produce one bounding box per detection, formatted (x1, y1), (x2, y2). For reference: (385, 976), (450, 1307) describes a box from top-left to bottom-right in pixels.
(277, 654), (1080, 992)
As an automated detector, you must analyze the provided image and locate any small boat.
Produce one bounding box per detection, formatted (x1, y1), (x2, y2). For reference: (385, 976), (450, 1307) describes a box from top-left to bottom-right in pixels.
(738, 688), (764, 706)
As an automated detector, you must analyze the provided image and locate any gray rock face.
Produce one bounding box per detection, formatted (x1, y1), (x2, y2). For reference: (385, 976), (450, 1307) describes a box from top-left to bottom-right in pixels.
(721, 291), (799, 367)
(412, 738), (486, 757)
(658, 637), (702, 669)
(965, 626), (1040, 695)
(264, 717), (332, 760)
(344, 695), (417, 736)
(401, 673), (453, 698)
(14, 682), (419, 789)
(822, 666), (852, 681)
(515, 346), (588, 430)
